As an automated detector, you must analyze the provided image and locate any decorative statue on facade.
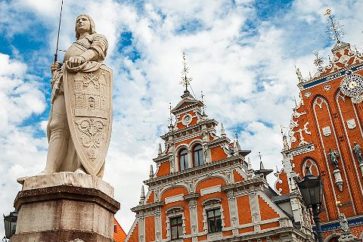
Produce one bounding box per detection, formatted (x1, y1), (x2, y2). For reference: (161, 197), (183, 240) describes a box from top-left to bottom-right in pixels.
(353, 142), (363, 165)
(42, 14), (112, 178)
(328, 149), (340, 169)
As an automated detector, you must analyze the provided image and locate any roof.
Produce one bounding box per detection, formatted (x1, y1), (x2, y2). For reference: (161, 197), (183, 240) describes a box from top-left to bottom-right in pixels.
(114, 217), (127, 242)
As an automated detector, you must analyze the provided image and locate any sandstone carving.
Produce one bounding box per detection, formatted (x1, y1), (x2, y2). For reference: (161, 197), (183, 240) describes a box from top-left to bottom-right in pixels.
(42, 14), (112, 178)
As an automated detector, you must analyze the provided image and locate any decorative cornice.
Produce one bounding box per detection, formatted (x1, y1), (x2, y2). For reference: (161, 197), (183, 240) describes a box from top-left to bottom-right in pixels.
(300, 63), (363, 90)
(160, 119), (218, 141)
(144, 155), (243, 187)
(153, 153), (170, 163)
(184, 192), (200, 201)
(283, 143), (315, 157)
(222, 177), (265, 193)
(131, 201), (164, 213)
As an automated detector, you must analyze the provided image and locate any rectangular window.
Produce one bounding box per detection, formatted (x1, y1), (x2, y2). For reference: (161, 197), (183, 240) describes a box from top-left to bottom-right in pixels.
(207, 208), (222, 233)
(170, 216), (183, 239)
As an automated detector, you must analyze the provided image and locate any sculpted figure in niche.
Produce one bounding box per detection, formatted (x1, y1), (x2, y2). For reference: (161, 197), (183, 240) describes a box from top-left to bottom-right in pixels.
(353, 142), (363, 165)
(42, 14), (112, 178)
(327, 149), (340, 170)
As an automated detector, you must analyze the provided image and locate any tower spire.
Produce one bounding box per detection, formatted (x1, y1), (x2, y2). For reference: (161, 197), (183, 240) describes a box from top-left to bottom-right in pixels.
(181, 52), (192, 94)
(168, 102), (173, 130)
(324, 8), (344, 44)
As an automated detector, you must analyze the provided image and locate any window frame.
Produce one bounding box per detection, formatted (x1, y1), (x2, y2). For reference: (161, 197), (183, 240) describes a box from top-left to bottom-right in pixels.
(193, 144), (204, 167)
(169, 215), (183, 240)
(179, 148), (188, 171)
(206, 207), (222, 233)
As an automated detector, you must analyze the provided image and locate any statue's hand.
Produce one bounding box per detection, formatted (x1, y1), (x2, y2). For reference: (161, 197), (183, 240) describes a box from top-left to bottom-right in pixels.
(51, 62), (61, 73)
(68, 56), (86, 67)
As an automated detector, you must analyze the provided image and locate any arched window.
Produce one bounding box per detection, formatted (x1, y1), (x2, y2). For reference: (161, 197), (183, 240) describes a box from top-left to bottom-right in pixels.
(193, 144), (204, 167)
(179, 148), (188, 171)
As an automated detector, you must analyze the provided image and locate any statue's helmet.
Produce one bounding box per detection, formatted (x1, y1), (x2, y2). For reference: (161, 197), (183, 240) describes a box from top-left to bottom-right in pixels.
(75, 14), (96, 39)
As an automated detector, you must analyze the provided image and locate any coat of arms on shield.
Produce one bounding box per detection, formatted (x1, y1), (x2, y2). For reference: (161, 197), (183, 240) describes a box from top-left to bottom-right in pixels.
(63, 65), (112, 176)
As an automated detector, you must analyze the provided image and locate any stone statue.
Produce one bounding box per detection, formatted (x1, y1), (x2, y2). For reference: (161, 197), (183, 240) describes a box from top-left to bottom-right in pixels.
(353, 142), (363, 165)
(42, 14), (112, 178)
(328, 149), (340, 169)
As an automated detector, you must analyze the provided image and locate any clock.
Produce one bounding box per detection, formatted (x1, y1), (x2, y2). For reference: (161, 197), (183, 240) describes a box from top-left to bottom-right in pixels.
(340, 72), (363, 103)
(182, 114), (192, 126)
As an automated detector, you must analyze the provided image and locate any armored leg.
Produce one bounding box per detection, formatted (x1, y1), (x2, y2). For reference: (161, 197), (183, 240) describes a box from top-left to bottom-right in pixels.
(43, 95), (69, 173)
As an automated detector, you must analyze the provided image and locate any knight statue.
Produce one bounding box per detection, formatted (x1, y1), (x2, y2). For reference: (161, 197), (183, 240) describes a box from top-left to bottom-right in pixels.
(42, 14), (112, 178)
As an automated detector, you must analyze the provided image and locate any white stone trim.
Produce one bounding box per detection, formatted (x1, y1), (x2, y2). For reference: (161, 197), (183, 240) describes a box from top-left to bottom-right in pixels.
(165, 194), (184, 204)
(313, 96), (340, 219)
(336, 92), (363, 195)
(200, 185), (221, 196)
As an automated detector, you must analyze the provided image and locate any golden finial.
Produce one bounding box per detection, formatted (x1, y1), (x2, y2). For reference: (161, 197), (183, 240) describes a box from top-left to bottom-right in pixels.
(324, 8), (344, 43)
(181, 52), (192, 92)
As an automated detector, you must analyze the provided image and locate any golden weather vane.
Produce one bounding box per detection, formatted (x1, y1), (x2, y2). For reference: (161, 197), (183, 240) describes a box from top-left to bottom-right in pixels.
(324, 8), (344, 43)
(181, 52), (192, 91)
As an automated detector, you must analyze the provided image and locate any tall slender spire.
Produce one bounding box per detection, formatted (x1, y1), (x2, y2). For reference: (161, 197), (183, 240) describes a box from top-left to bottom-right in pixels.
(201, 91), (206, 116)
(220, 123), (226, 137)
(168, 102), (173, 131)
(158, 143), (162, 155)
(149, 164), (154, 178)
(181, 52), (192, 94)
(258, 152), (264, 170)
(324, 8), (344, 44)
(139, 185), (145, 204)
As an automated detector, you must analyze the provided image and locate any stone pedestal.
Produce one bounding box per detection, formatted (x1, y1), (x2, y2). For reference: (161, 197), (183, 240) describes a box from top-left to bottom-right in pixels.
(12, 172), (120, 242)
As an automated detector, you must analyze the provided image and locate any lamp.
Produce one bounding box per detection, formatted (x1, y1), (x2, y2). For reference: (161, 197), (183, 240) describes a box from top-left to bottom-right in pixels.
(297, 167), (323, 242)
(3, 211), (17, 239)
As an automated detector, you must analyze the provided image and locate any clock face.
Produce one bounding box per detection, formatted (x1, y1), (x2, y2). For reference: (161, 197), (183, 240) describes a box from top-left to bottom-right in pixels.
(182, 114), (192, 126)
(340, 73), (363, 102)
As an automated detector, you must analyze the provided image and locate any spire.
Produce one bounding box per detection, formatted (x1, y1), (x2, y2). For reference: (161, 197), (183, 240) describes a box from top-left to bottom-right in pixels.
(255, 152), (273, 179)
(168, 102), (174, 131)
(201, 91), (207, 117)
(158, 143), (162, 155)
(181, 52), (192, 96)
(149, 164), (154, 178)
(220, 123), (226, 137)
(324, 8), (344, 44)
(139, 185), (145, 204)
(281, 127), (289, 150)
(295, 66), (304, 83)
(259, 152), (264, 169)
(247, 157), (254, 179)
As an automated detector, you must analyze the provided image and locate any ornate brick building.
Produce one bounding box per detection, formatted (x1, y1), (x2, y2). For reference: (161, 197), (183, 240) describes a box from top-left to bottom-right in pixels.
(275, 12), (363, 241)
(126, 58), (313, 241)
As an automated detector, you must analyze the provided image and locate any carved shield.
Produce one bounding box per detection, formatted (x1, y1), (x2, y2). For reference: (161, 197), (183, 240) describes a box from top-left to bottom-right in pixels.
(63, 65), (112, 176)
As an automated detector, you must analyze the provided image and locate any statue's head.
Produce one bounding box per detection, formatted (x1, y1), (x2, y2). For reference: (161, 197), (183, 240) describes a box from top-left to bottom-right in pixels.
(75, 14), (96, 39)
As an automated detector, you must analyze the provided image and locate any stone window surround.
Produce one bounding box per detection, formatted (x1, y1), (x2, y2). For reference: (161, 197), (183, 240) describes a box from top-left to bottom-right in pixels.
(175, 141), (205, 172)
(166, 207), (186, 241)
(201, 198), (225, 232)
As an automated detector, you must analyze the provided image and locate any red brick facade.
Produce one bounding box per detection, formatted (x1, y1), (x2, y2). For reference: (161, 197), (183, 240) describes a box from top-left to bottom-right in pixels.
(276, 40), (363, 241)
(126, 88), (313, 241)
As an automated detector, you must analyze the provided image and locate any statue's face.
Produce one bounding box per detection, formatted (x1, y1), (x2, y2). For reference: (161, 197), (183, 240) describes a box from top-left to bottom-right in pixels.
(76, 15), (91, 34)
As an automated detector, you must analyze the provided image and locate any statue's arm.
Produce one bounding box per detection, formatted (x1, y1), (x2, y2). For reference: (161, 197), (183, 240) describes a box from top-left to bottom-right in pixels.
(80, 34), (108, 62)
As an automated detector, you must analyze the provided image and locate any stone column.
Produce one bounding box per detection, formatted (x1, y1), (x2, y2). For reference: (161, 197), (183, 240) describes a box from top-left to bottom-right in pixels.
(249, 191), (261, 232)
(154, 208), (162, 242)
(226, 190), (239, 235)
(138, 212), (145, 242)
(12, 172), (120, 242)
(185, 193), (199, 242)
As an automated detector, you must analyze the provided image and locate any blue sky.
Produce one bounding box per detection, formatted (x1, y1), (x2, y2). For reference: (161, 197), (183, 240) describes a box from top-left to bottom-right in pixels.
(1, 0), (363, 234)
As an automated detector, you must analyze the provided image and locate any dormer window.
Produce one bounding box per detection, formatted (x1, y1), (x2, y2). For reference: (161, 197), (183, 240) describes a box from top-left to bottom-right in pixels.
(193, 144), (204, 167)
(179, 148), (188, 171)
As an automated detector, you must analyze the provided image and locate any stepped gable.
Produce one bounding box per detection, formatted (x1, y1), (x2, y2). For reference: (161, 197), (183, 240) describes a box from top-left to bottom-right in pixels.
(278, 10), (363, 241)
(126, 65), (312, 241)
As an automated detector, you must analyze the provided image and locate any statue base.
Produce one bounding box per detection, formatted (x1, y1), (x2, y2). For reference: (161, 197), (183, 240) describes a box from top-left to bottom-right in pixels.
(12, 172), (120, 242)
